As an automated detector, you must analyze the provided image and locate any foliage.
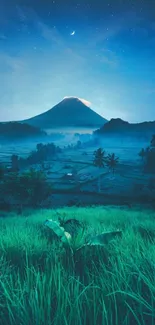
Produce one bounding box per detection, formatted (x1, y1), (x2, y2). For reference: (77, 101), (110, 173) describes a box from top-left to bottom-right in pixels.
(19, 142), (62, 167)
(139, 135), (155, 173)
(93, 148), (119, 191)
(76, 140), (82, 149)
(106, 153), (119, 174)
(138, 148), (146, 160)
(151, 134), (155, 147)
(0, 121), (46, 140)
(93, 148), (106, 193)
(145, 148), (155, 172)
(0, 164), (5, 180)
(0, 206), (154, 325)
(93, 148), (106, 168)
(147, 178), (155, 191)
(2, 168), (52, 207)
(11, 154), (19, 171)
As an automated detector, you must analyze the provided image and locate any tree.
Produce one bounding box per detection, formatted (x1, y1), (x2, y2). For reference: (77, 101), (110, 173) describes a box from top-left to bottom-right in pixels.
(93, 148), (106, 192)
(144, 149), (155, 173)
(145, 146), (151, 155)
(76, 140), (82, 149)
(3, 168), (52, 209)
(11, 154), (19, 171)
(21, 142), (61, 166)
(21, 168), (52, 207)
(138, 148), (146, 161)
(106, 153), (119, 175)
(36, 143), (44, 152)
(0, 164), (5, 180)
(139, 136), (155, 174)
(151, 135), (155, 147)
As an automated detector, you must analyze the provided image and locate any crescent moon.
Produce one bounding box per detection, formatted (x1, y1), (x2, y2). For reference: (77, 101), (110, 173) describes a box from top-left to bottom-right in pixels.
(70, 31), (75, 36)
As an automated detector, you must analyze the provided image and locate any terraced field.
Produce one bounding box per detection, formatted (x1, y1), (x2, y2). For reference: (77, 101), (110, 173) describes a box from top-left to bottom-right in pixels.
(0, 140), (152, 204)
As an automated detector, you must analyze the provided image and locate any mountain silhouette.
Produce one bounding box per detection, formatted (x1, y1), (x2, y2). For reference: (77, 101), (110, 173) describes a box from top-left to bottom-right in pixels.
(0, 122), (47, 142)
(94, 118), (155, 138)
(22, 97), (107, 129)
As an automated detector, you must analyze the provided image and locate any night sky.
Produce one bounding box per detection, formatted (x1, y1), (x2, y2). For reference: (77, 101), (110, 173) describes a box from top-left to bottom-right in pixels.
(0, 0), (155, 122)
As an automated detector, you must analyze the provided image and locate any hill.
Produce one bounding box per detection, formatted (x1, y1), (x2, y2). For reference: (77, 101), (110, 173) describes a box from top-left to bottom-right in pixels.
(94, 118), (155, 138)
(22, 97), (107, 129)
(0, 122), (47, 142)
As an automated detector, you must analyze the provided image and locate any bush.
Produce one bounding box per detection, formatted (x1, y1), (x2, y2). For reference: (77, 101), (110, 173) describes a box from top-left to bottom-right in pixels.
(2, 168), (52, 208)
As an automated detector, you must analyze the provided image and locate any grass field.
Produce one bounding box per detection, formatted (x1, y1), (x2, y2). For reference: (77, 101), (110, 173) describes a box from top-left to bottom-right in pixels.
(0, 206), (154, 325)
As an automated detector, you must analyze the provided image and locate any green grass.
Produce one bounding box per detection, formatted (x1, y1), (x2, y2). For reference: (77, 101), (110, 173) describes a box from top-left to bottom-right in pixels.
(0, 206), (155, 325)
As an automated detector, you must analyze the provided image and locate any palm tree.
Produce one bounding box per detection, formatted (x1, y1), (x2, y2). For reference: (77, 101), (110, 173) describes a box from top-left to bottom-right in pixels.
(93, 148), (106, 192)
(106, 153), (119, 175)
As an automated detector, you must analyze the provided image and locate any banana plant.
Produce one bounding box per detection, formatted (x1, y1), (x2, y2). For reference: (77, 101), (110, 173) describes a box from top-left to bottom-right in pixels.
(44, 219), (122, 251)
(44, 219), (72, 246)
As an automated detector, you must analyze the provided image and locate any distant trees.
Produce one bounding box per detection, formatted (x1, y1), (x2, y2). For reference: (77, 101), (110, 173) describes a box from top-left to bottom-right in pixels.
(64, 141), (82, 151)
(11, 154), (19, 172)
(139, 148), (146, 161)
(139, 135), (155, 173)
(106, 153), (119, 175)
(93, 148), (120, 192)
(76, 140), (82, 149)
(19, 142), (62, 168)
(93, 148), (106, 168)
(151, 135), (155, 147)
(145, 149), (155, 173)
(138, 147), (150, 162)
(0, 164), (5, 180)
(93, 148), (106, 192)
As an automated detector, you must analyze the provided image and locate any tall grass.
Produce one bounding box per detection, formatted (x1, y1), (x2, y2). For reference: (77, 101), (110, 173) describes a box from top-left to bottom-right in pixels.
(0, 206), (154, 325)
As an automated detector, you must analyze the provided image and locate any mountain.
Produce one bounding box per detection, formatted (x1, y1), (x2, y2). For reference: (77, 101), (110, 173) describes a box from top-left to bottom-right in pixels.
(94, 118), (155, 138)
(0, 122), (47, 142)
(22, 97), (107, 129)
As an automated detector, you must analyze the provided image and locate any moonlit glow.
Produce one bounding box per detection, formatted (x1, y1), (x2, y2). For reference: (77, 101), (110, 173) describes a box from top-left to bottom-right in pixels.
(63, 96), (91, 107)
(0, 1), (154, 123)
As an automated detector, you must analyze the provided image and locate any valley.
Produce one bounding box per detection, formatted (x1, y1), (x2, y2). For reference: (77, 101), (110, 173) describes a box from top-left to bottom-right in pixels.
(0, 136), (153, 208)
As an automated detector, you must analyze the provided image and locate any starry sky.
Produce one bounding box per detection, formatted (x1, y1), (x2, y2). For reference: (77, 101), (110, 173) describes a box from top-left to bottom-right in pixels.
(0, 0), (155, 123)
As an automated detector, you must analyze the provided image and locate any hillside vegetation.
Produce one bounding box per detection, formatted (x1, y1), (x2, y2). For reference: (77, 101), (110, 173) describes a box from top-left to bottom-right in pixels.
(0, 122), (46, 141)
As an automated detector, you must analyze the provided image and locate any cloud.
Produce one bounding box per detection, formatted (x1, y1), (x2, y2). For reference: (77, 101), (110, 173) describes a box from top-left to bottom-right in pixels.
(15, 5), (27, 22)
(37, 21), (64, 46)
(99, 48), (119, 68)
(0, 53), (27, 71)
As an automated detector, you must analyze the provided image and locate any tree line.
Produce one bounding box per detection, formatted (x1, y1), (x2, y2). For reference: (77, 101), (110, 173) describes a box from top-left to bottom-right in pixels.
(139, 135), (155, 173)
